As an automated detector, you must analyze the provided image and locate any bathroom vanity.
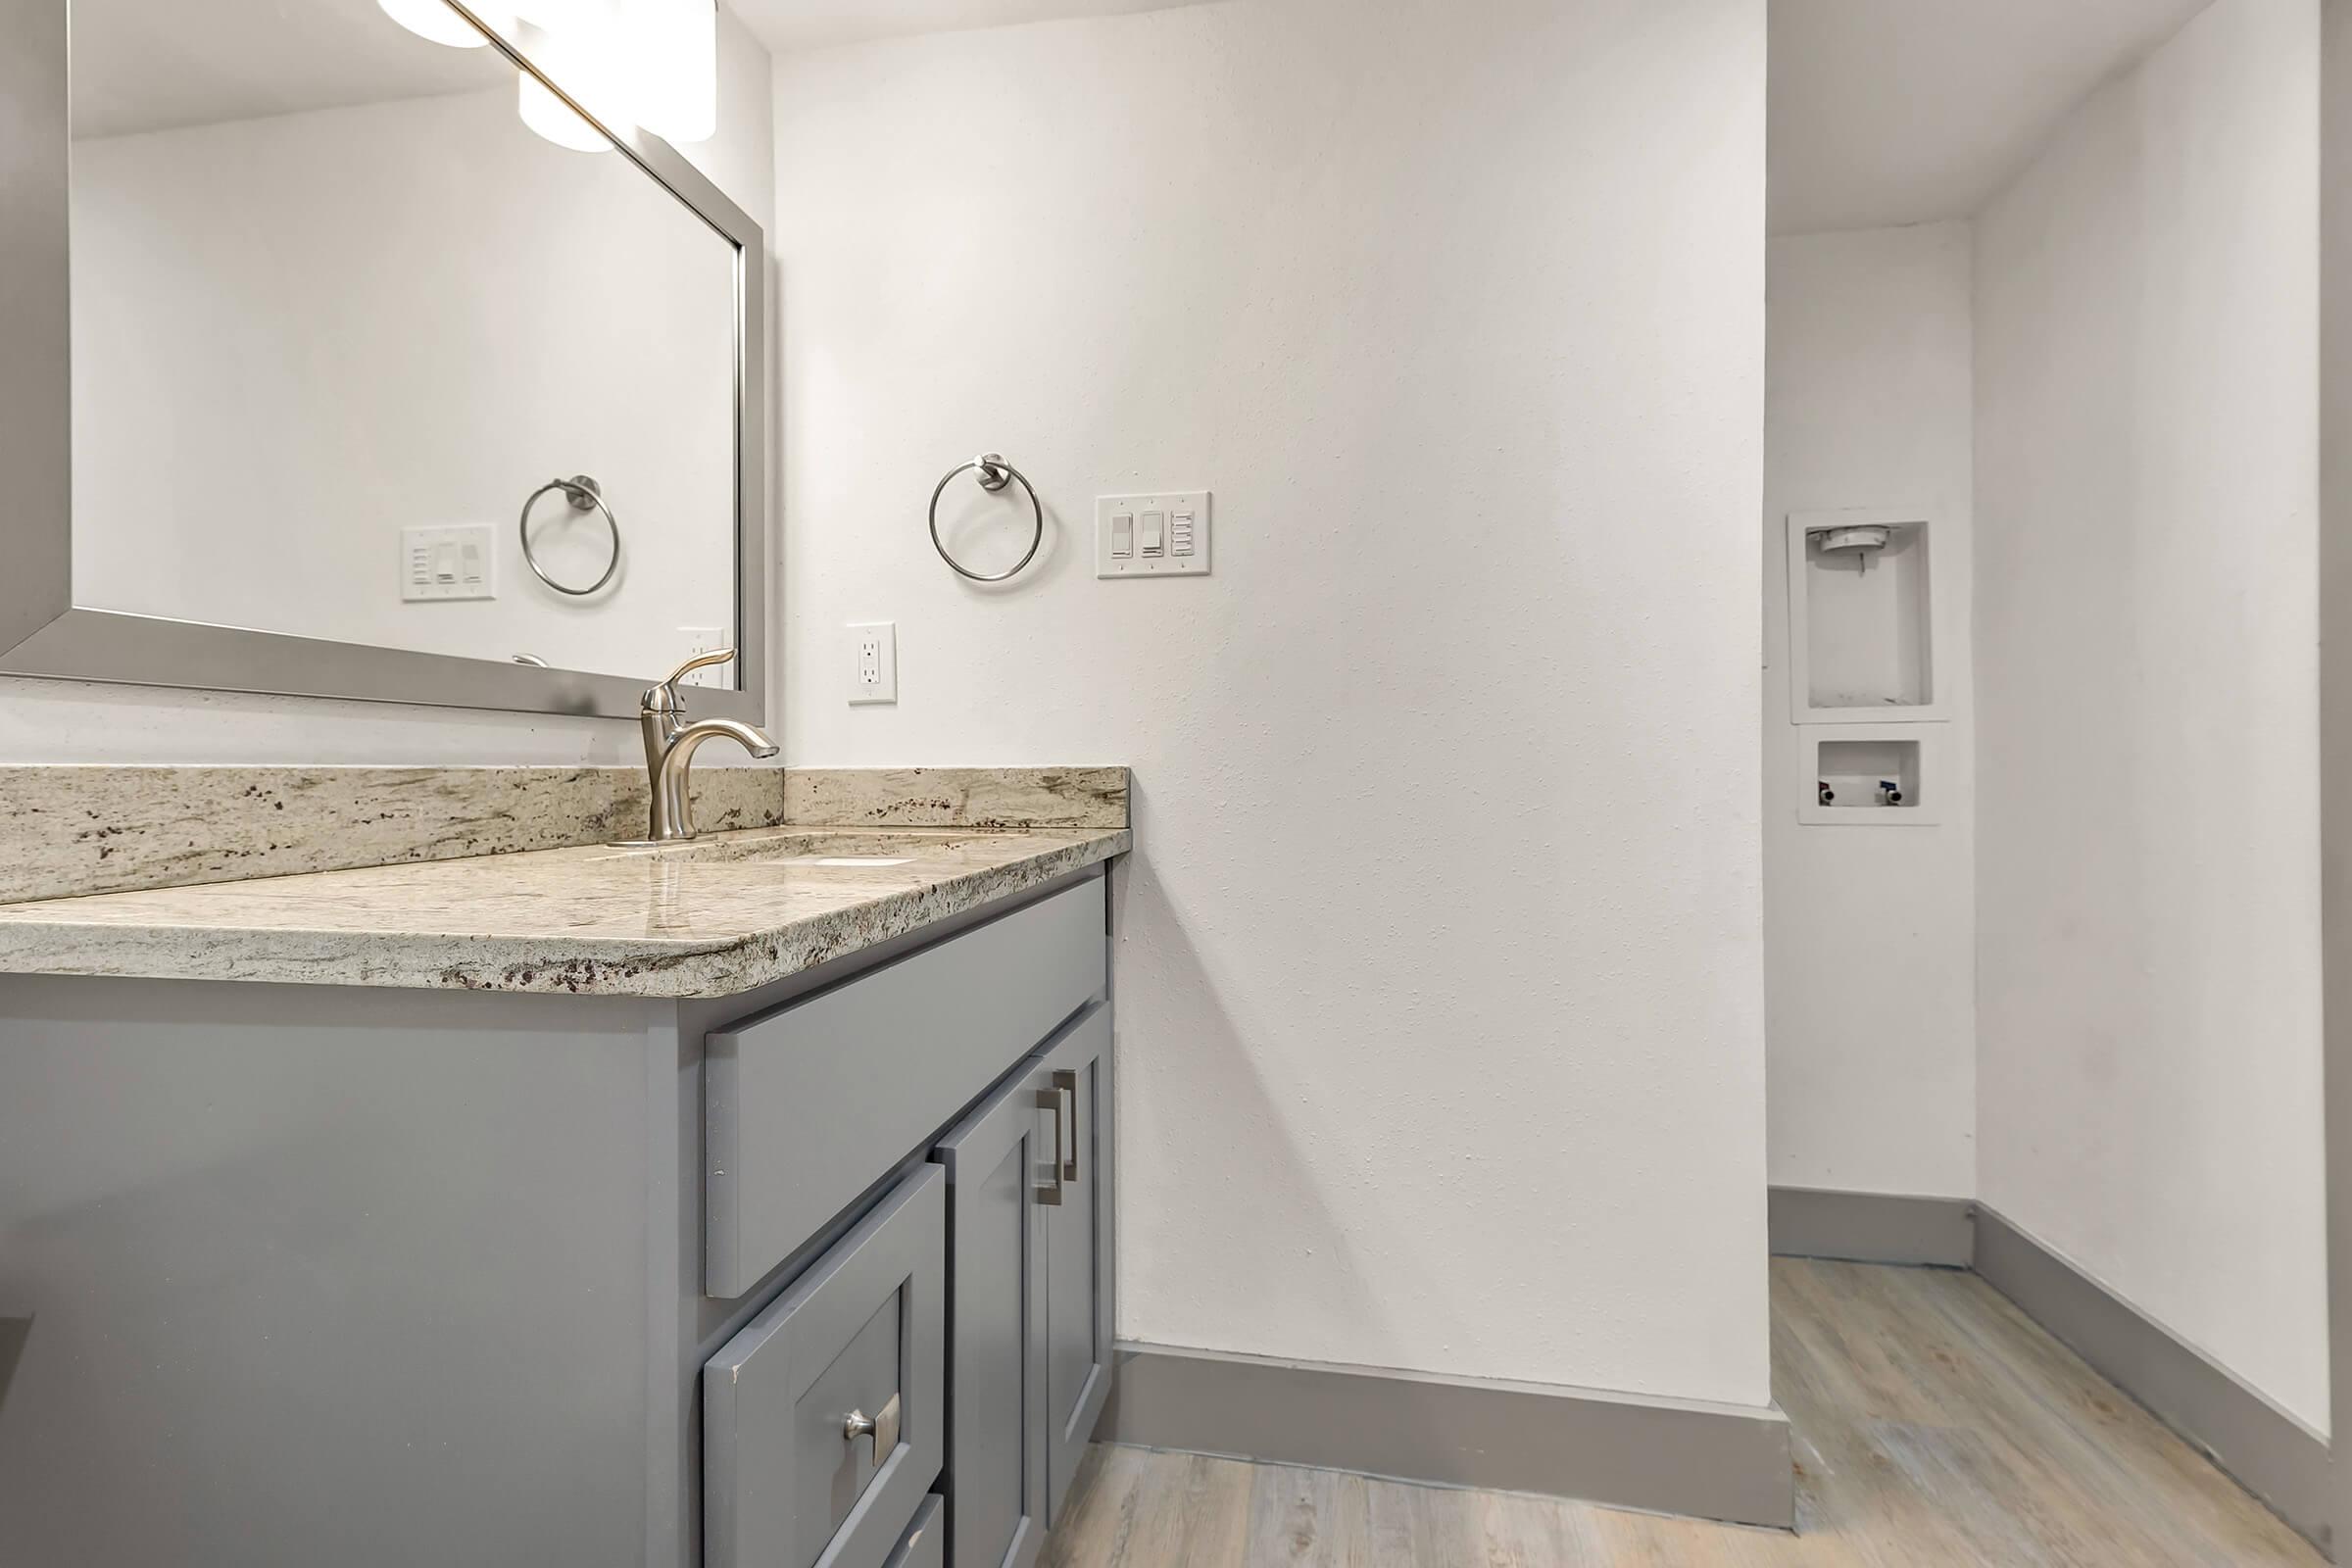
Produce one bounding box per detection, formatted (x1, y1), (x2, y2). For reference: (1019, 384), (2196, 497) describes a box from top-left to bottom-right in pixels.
(0, 782), (1129, 1568)
(0, 0), (1138, 1558)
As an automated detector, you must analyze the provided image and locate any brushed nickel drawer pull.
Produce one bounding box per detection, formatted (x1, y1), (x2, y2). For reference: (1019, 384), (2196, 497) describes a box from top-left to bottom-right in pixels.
(1034, 1087), (1066, 1205)
(1052, 1069), (1080, 1183)
(844, 1391), (902, 1457)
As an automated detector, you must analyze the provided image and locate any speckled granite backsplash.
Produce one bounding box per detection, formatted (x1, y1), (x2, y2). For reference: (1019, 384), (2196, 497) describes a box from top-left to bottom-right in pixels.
(783, 767), (1128, 831)
(0, 765), (1128, 905)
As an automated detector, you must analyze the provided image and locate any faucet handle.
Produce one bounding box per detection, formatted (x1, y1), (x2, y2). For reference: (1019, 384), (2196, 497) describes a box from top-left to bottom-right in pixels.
(645, 647), (738, 710)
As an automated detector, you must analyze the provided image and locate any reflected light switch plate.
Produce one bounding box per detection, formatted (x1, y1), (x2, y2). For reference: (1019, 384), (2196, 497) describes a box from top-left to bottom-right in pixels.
(1097, 492), (1209, 578)
(401, 525), (496, 602)
(678, 626), (726, 686)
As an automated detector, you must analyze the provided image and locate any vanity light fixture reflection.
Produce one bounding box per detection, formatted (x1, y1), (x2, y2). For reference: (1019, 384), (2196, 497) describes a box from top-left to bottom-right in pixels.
(376, 0), (501, 47)
(515, 19), (621, 152)
(631, 0), (716, 145)
(376, 0), (714, 152)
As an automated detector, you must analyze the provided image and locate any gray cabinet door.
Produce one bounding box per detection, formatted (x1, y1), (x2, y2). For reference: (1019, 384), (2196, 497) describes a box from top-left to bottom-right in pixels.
(933, 1039), (1065, 1568)
(1037, 1004), (1114, 1522)
(705, 1164), (946, 1568)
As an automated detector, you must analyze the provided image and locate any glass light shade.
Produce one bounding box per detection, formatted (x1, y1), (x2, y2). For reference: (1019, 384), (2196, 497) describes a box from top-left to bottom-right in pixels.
(514, 18), (623, 152)
(376, 0), (493, 47)
(627, 0), (716, 145)
(518, 74), (611, 150)
(507, 0), (710, 154)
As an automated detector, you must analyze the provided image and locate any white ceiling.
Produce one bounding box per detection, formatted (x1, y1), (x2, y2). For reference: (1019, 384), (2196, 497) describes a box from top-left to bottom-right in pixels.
(1769, 0), (2213, 235)
(727, 0), (1214, 55)
(71, 0), (508, 140)
(73, 0), (2221, 228)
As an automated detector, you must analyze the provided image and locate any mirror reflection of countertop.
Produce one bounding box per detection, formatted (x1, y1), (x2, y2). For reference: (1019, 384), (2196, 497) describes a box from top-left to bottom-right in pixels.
(0, 825), (1128, 999)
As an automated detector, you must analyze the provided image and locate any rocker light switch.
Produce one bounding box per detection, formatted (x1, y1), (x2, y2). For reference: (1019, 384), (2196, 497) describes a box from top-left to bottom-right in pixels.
(1097, 492), (1210, 578)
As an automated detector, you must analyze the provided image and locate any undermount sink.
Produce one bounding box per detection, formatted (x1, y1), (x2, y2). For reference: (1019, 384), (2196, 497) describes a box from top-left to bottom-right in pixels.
(593, 831), (973, 866)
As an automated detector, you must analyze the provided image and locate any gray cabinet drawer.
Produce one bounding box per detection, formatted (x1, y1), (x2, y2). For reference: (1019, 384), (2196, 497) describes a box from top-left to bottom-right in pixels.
(705, 1164), (946, 1568)
(708, 876), (1107, 1298)
(884, 1495), (944, 1568)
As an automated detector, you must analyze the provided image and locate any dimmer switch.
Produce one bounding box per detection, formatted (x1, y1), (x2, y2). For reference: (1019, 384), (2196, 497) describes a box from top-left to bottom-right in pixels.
(402, 525), (496, 602)
(1097, 492), (1210, 578)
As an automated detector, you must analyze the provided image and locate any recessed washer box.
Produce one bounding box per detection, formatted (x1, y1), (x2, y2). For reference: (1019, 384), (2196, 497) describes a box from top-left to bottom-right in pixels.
(1799, 726), (1942, 826)
(1786, 507), (1944, 723)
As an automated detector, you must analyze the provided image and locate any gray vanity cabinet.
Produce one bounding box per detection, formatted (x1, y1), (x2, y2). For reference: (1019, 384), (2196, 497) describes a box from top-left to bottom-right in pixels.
(0, 868), (1117, 1568)
(703, 1165), (947, 1568)
(1038, 1005), (1115, 1522)
(700, 879), (1112, 1568)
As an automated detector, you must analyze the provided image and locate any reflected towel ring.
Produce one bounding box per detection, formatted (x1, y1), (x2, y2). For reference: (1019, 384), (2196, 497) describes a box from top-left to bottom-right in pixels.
(519, 474), (621, 597)
(929, 453), (1043, 583)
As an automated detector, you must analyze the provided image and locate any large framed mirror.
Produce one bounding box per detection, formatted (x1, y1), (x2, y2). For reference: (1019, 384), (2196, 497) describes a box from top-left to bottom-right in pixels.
(0, 0), (765, 721)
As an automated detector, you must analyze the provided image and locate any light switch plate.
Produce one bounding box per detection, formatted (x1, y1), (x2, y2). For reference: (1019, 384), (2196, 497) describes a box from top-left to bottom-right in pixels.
(400, 524), (496, 602)
(1097, 491), (1210, 578)
(848, 621), (898, 705)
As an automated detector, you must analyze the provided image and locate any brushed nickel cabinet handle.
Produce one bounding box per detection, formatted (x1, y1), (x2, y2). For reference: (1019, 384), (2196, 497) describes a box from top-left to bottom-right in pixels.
(844, 1391), (902, 1457)
(1034, 1086), (1066, 1205)
(1052, 1068), (1080, 1183)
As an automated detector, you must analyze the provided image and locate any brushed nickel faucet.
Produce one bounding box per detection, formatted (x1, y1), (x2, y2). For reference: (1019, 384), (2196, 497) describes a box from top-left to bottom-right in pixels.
(633, 648), (777, 843)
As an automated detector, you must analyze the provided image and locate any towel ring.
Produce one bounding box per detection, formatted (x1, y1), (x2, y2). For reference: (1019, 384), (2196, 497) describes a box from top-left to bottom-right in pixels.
(929, 453), (1043, 583)
(519, 474), (621, 597)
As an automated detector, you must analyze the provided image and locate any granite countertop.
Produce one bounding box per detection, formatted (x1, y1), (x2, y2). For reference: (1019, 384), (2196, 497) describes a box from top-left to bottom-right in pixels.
(0, 823), (1129, 999)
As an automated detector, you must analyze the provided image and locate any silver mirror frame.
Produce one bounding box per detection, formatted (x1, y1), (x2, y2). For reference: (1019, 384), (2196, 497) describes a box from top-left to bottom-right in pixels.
(0, 0), (767, 724)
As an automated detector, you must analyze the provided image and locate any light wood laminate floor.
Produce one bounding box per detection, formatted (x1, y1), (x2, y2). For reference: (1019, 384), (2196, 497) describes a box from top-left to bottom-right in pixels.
(1043, 1258), (2325, 1566)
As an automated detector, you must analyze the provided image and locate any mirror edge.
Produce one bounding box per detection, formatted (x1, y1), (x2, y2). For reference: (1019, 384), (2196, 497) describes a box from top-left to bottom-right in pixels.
(0, 0), (770, 728)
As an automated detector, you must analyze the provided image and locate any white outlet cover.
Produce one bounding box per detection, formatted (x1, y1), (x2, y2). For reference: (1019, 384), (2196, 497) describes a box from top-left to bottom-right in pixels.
(1097, 491), (1210, 578)
(848, 621), (898, 705)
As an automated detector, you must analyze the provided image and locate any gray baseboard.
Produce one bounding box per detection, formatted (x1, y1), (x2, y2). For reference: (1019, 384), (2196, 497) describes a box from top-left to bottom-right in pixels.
(1099, 1342), (1793, 1530)
(1768, 1185), (1975, 1266)
(1973, 1206), (2332, 1556)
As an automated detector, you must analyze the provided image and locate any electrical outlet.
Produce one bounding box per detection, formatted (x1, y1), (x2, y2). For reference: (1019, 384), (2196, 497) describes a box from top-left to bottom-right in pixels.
(848, 622), (897, 705)
(678, 626), (726, 686)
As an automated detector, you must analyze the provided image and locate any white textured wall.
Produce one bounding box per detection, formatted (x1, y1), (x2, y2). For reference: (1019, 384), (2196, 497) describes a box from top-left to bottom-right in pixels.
(1975, 0), (2328, 1430)
(0, 7), (775, 764)
(1764, 222), (1976, 1199)
(774, 0), (1772, 1404)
